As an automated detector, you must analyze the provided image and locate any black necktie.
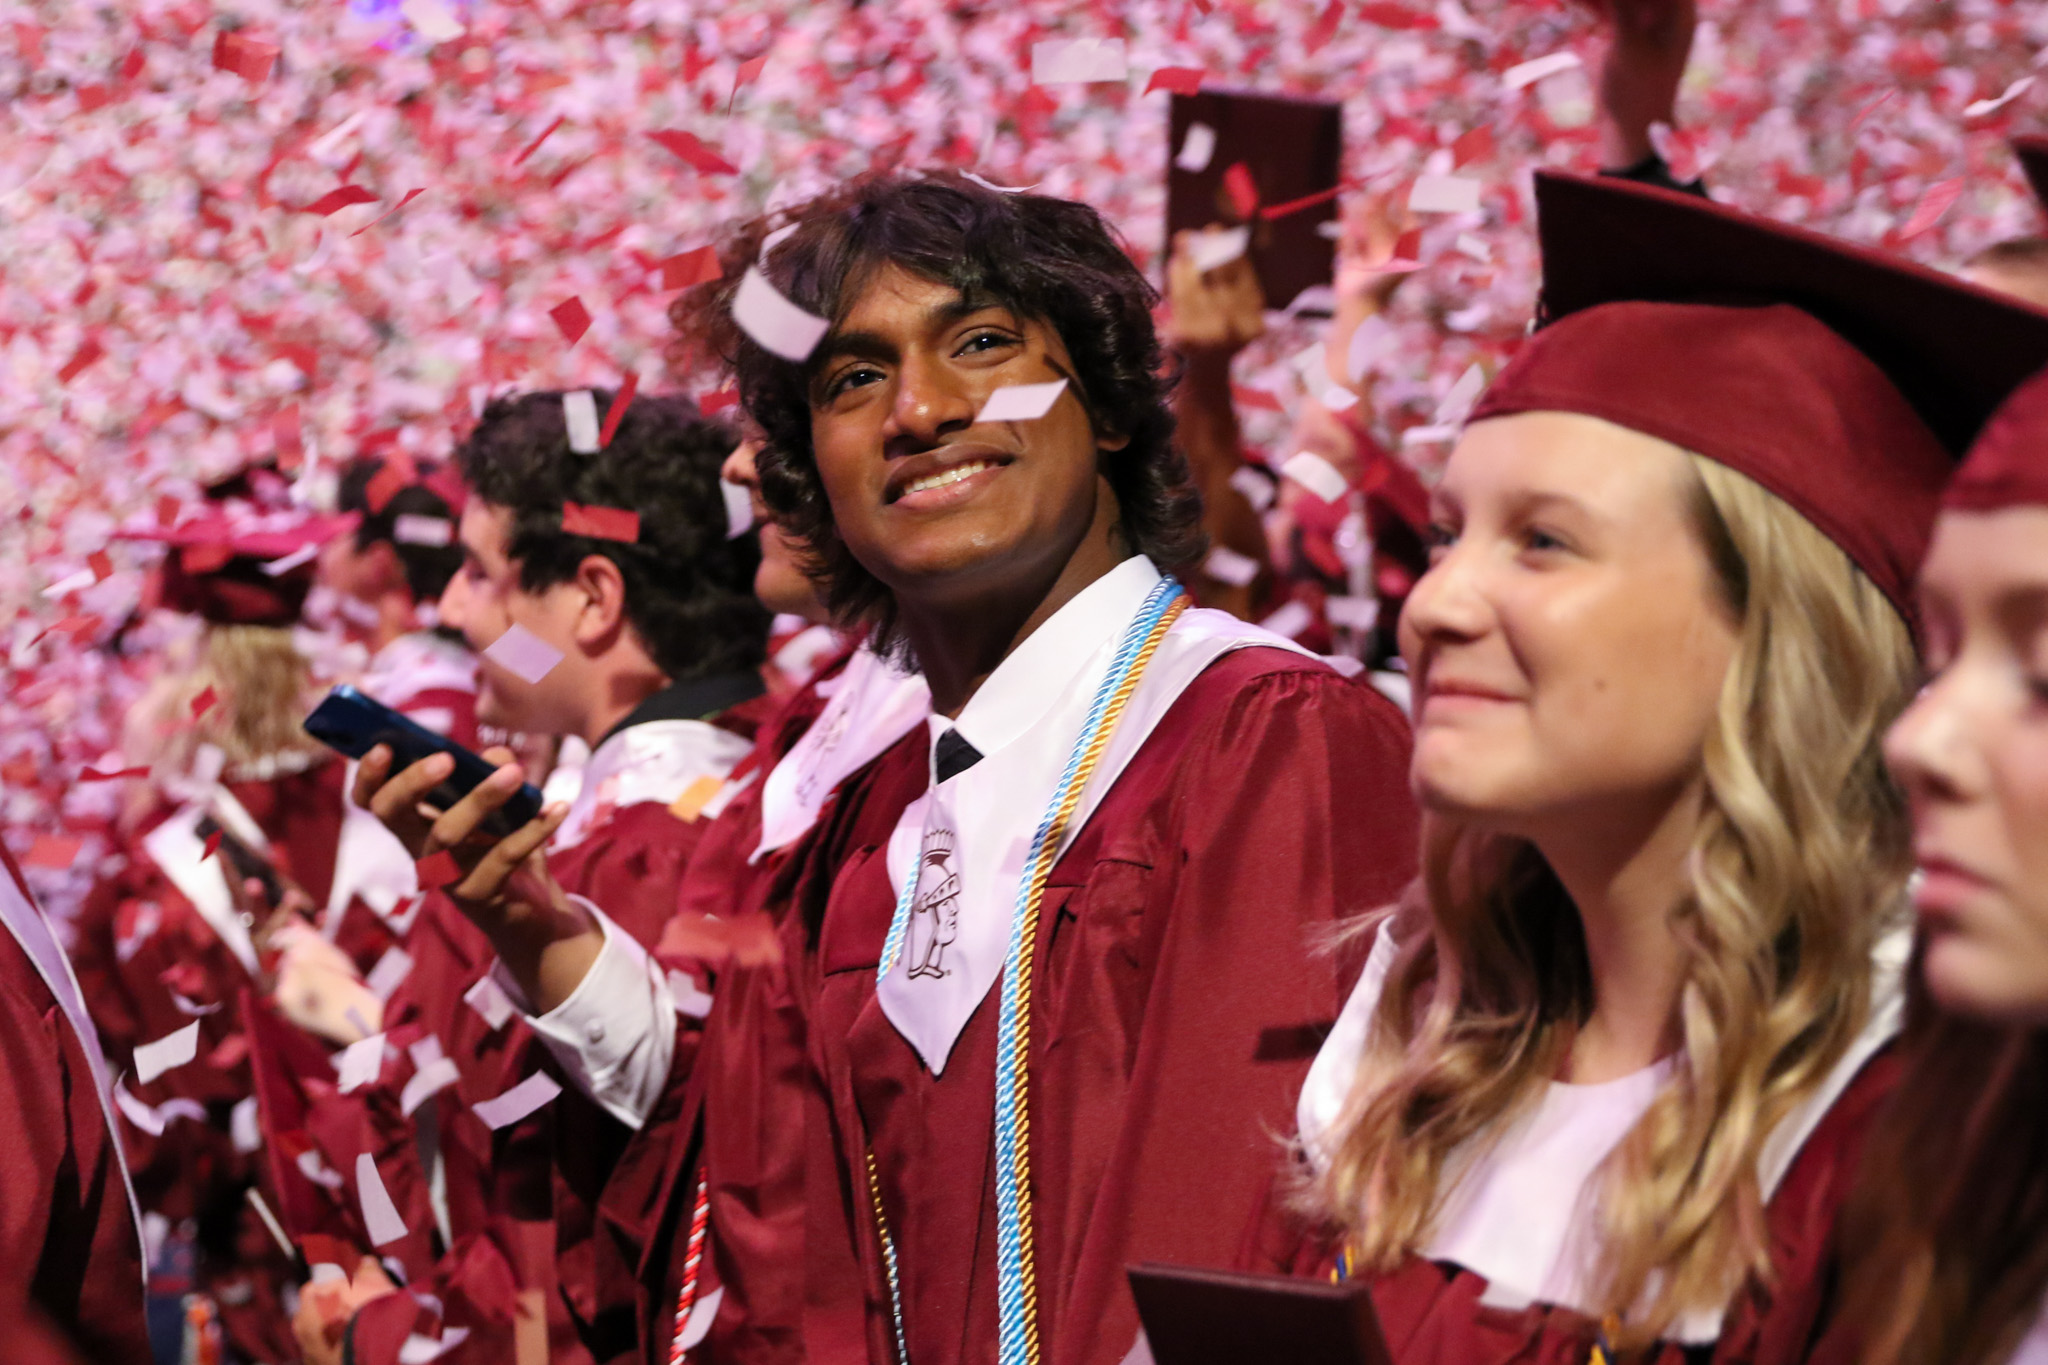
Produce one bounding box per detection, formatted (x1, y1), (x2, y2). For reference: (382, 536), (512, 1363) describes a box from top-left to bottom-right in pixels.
(933, 727), (985, 783)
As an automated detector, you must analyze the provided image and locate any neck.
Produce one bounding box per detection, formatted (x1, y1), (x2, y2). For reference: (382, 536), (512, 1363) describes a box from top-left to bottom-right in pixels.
(1530, 779), (1704, 1084)
(899, 500), (1131, 719)
(575, 660), (671, 749)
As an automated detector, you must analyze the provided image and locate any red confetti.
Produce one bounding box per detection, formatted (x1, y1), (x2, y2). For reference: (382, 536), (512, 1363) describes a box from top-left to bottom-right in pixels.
(201, 829), (223, 862)
(191, 686), (218, 719)
(550, 296), (592, 346)
(79, 765), (151, 782)
(1261, 183), (1349, 221)
(364, 463), (408, 514)
(349, 187), (425, 237)
(1222, 162), (1260, 220)
(1452, 125), (1496, 168)
(1896, 178), (1964, 243)
(1145, 67), (1205, 97)
(1355, 2), (1437, 28)
(1304, 0), (1346, 55)
(512, 115), (565, 166)
(561, 501), (641, 543)
(1232, 385), (1285, 413)
(301, 185), (378, 216)
(87, 550), (113, 582)
(58, 337), (104, 384)
(415, 849), (464, 888)
(732, 53), (770, 106)
(599, 373), (639, 447)
(212, 30), (279, 85)
(648, 129), (739, 176)
(700, 388), (740, 415)
(659, 245), (723, 291)
(22, 835), (85, 869)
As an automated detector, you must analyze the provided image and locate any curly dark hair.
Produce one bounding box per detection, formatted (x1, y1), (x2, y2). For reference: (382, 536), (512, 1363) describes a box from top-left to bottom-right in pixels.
(452, 389), (770, 682)
(673, 170), (1205, 650)
(335, 456), (464, 604)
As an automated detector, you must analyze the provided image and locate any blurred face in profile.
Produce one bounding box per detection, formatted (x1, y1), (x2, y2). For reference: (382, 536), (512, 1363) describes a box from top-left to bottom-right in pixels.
(1399, 411), (1740, 842)
(722, 438), (825, 621)
(1886, 507), (2048, 1024)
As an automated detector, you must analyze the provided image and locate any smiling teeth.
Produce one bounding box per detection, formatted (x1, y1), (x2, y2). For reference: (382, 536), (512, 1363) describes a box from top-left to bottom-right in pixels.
(904, 460), (992, 496)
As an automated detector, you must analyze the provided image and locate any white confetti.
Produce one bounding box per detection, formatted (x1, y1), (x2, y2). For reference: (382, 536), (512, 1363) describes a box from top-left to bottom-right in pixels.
(364, 946), (415, 1001)
(1347, 316), (1397, 383)
(562, 390), (601, 454)
(1174, 122), (1217, 173)
(399, 1328), (472, 1364)
(1279, 451), (1351, 505)
(262, 544), (320, 577)
(975, 379), (1069, 423)
(1228, 466), (1275, 513)
(675, 1286), (725, 1351)
(463, 974), (517, 1032)
(668, 969), (715, 1020)
(356, 1153), (409, 1247)
(482, 623), (565, 685)
(1186, 225), (1250, 273)
(721, 478), (755, 540)
(1260, 600), (1315, 640)
(1202, 546), (1260, 587)
(732, 267), (830, 363)
(1502, 51), (1582, 91)
(400, 0), (465, 42)
(1965, 75), (2035, 118)
(1409, 173), (1483, 215)
(336, 1032), (387, 1094)
(392, 514), (454, 546)
(1030, 37), (1129, 85)
(133, 1021), (200, 1084)
(1433, 361), (1488, 428)
(401, 1058), (461, 1117)
(471, 1071), (562, 1130)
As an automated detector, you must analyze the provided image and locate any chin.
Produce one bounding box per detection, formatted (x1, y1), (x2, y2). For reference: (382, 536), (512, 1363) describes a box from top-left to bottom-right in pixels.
(1921, 935), (2048, 1026)
(756, 564), (825, 621)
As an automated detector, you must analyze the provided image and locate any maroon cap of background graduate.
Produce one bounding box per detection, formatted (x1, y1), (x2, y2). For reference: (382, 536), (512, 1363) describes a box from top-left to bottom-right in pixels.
(1946, 365), (2048, 513)
(1466, 169), (2048, 631)
(117, 511), (356, 627)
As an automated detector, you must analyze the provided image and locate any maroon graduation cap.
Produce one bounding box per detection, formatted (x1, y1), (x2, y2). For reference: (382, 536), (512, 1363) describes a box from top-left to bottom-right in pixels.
(1467, 169), (2048, 626)
(116, 510), (354, 626)
(1948, 365), (2048, 512)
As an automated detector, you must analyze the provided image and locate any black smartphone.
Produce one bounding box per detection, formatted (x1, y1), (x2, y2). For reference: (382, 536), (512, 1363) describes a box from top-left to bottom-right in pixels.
(304, 684), (544, 839)
(195, 814), (287, 910)
(1128, 1263), (1391, 1365)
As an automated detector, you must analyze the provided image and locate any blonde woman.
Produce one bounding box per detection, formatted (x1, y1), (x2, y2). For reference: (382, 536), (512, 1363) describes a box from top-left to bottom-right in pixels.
(1293, 172), (2048, 1362)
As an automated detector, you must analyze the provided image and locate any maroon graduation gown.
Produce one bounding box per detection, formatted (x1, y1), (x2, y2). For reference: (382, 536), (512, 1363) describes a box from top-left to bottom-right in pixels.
(1311, 1048), (1901, 1365)
(812, 647), (1420, 1365)
(0, 846), (150, 1365)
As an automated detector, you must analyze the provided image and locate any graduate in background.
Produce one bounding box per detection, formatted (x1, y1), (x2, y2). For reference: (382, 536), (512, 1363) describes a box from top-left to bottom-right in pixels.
(1293, 172), (2048, 1363)
(1821, 368), (2048, 1365)
(0, 838), (149, 1363)
(687, 170), (1420, 1365)
(313, 390), (775, 1365)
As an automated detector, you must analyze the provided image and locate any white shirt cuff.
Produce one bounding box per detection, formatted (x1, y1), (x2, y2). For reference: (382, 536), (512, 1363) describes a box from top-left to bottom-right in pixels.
(489, 896), (676, 1131)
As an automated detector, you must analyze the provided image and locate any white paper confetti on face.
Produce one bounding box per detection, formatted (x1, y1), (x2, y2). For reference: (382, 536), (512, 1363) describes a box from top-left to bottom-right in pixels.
(975, 379), (1068, 423)
(1409, 173), (1483, 216)
(471, 1070), (562, 1130)
(483, 623), (566, 685)
(356, 1153), (409, 1246)
(562, 390), (601, 453)
(392, 514), (454, 546)
(1502, 50), (1582, 91)
(400, 0), (465, 43)
(1280, 451), (1351, 505)
(1187, 225), (1250, 274)
(1202, 545), (1260, 587)
(134, 1021), (200, 1084)
(1174, 122), (1217, 173)
(721, 478), (755, 540)
(336, 1032), (386, 1093)
(1030, 37), (1129, 85)
(733, 267), (829, 362)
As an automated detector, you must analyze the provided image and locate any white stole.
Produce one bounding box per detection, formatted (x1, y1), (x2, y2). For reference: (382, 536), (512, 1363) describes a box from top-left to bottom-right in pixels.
(876, 603), (1321, 1075)
(551, 718), (754, 851)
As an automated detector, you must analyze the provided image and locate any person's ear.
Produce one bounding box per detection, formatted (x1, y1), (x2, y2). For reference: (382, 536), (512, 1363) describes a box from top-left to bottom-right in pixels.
(570, 554), (629, 648)
(1095, 427), (1131, 455)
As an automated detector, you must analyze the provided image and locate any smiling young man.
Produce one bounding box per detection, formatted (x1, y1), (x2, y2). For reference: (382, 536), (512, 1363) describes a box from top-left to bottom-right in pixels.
(680, 171), (1422, 1365)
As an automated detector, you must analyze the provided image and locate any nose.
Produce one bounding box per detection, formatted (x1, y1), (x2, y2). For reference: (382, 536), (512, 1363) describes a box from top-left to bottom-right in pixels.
(883, 350), (977, 454)
(722, 439), (761, 490)
(1884, 670), (1980, 804)
(438, 567), (471, 634)
(1398, 538), (1493, 671)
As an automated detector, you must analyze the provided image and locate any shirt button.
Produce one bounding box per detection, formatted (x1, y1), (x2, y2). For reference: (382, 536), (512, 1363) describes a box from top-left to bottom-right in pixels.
(585, 1021), (606, 1044)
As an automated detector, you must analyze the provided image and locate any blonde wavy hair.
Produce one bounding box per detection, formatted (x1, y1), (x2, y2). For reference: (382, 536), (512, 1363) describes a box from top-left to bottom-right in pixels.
(1310, 455), (1918, 1343)
(132, 624), (324, 774)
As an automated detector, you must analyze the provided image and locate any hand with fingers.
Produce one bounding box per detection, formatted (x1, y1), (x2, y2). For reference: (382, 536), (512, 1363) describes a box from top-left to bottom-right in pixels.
(1164, 227), (1268, 359)
(352, 742), (596, 1009)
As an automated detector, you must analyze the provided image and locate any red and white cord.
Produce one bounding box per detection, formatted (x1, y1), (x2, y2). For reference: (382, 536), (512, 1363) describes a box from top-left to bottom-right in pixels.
(668, 1172), (714, 1365)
